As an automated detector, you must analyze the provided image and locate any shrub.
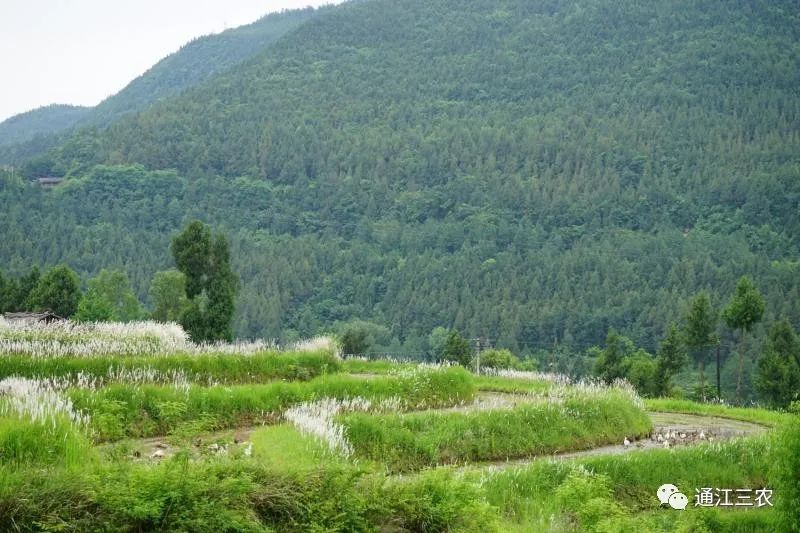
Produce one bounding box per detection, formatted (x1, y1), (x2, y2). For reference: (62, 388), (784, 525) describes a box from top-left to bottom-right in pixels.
(479, 348), (520, 370)
(554, 469), (627, 531)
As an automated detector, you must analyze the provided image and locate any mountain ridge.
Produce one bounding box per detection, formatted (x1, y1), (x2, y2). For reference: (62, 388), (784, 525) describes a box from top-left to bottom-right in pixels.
(0, 6), (321, 158)
(1, 0), (798, 388)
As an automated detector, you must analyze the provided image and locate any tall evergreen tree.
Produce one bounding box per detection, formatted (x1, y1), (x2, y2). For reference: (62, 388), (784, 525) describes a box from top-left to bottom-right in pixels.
(205, 234), (237, 342)
(171, 221), (211, 299)
(755, 320), (799, 409)
(443, 330), (473, 367)
(0, 269), (9, 313)
(593, 329), (631, 385)
(722, 277), (765, 403)
(685, 292), (717, 401)
(653, 324), (688, 397)
(10, 266), (40, 312)
(171, 221), (237, 342)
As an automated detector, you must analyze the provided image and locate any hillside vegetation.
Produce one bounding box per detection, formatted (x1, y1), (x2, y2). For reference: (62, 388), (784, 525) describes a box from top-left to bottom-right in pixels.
(0, 105), (90, 148)
(0, 7), (318, 162)
(2, 0), (798, 360)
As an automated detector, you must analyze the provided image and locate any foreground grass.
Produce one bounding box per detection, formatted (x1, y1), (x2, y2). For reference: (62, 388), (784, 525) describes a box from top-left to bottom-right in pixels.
(645, 398), (791, 427)
(343, 388), (651, 472)
(0, 429), (790, 532)
(0, 414), (92, 468)
(479, 435), (778, 531)
(0, 457), (498, 532)
(0, 350), (341, 384)
(71, 367), (476, 440)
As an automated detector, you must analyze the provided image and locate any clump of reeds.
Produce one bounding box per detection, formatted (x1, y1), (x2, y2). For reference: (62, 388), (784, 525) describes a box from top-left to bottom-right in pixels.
(0, 377), (90, 428)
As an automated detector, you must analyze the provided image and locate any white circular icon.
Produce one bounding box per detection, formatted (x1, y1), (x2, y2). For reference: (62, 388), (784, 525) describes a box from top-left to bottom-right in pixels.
(668, 492), (689, 510)
(657, 484), (679, 505)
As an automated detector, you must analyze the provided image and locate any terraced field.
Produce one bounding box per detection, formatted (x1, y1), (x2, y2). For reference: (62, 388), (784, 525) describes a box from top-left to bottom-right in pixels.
(0, 318), (795, 531)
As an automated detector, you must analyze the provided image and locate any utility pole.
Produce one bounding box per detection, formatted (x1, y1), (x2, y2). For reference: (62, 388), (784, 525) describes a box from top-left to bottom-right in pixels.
(475, 337), (481, 375)
(716, 342), (721, 399)
(472, 337), (489, 375)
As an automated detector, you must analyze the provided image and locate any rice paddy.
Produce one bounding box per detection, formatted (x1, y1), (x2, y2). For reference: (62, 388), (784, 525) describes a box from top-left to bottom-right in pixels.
(0, 319), (792, 531)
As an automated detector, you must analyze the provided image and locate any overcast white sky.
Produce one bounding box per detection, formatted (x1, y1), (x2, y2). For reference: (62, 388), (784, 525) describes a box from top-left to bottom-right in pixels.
(0, 1), (340, 122)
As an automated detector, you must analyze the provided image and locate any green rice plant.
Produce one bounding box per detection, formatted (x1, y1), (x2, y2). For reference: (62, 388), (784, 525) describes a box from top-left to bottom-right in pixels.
(552, 468), (627, 531)
(0, 456), (504, 532)
(474, 375), (556, 394)
(0, 350), (340, 384)
(0, 415), (92, 468)
(250, 424), (349, 472)
(645, 398), (791, 427)
(594, 506), (776, 532)
(343, 386), (651, 472)
(70, 367), (475, 440)
(340, 357), (418, 374)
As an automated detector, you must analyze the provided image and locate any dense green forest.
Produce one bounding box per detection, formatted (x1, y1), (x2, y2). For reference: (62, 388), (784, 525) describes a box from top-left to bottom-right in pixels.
(0, 7), (319, 165)
(1, 0), (799, 400)
(0, 104), (89, 147)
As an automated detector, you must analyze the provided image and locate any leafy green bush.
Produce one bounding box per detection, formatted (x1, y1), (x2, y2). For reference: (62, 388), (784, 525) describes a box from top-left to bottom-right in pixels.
(554, 469), (627, 531)
(372, 469), (499, 532)
(479, 349), (520, 370)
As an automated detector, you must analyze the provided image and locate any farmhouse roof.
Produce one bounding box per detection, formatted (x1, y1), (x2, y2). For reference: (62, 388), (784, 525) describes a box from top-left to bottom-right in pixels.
(2, 311), (64, 323)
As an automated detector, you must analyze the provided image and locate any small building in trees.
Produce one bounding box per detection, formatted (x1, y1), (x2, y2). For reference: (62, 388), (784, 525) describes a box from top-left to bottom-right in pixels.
(37, 176), (64, 188)
(2, 311), (64, 324)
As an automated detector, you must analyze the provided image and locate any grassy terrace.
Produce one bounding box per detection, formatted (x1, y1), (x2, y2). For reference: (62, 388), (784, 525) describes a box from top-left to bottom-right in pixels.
(69, 367), (475, 440)
(478, 436), (778, 531)
(0, 351), (341, 383)
(343, 387), (651, 472)
(0, 322), (795, 530)
(644, 398), (793, 427)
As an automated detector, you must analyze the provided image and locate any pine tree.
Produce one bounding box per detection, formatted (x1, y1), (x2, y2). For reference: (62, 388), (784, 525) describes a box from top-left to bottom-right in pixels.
(443, 330), (473, 367)
(722, 277), (765, 404)
(755, 320), (799, 409)
(171, 221), (237, 342)
(685, 292), (717, 402)
(653, 324), (688, 396)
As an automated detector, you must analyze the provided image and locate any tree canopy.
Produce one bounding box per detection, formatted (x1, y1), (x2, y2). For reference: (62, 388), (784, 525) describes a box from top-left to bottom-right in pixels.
(0, 0), (798, 369)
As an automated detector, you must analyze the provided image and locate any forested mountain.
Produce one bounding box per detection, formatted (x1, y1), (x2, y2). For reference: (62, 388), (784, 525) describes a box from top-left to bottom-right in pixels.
(0, 7), (319, 164)
(3, 0), (799, 367)
(0, 105), (89, 147)
(83, 7), (319, 128)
